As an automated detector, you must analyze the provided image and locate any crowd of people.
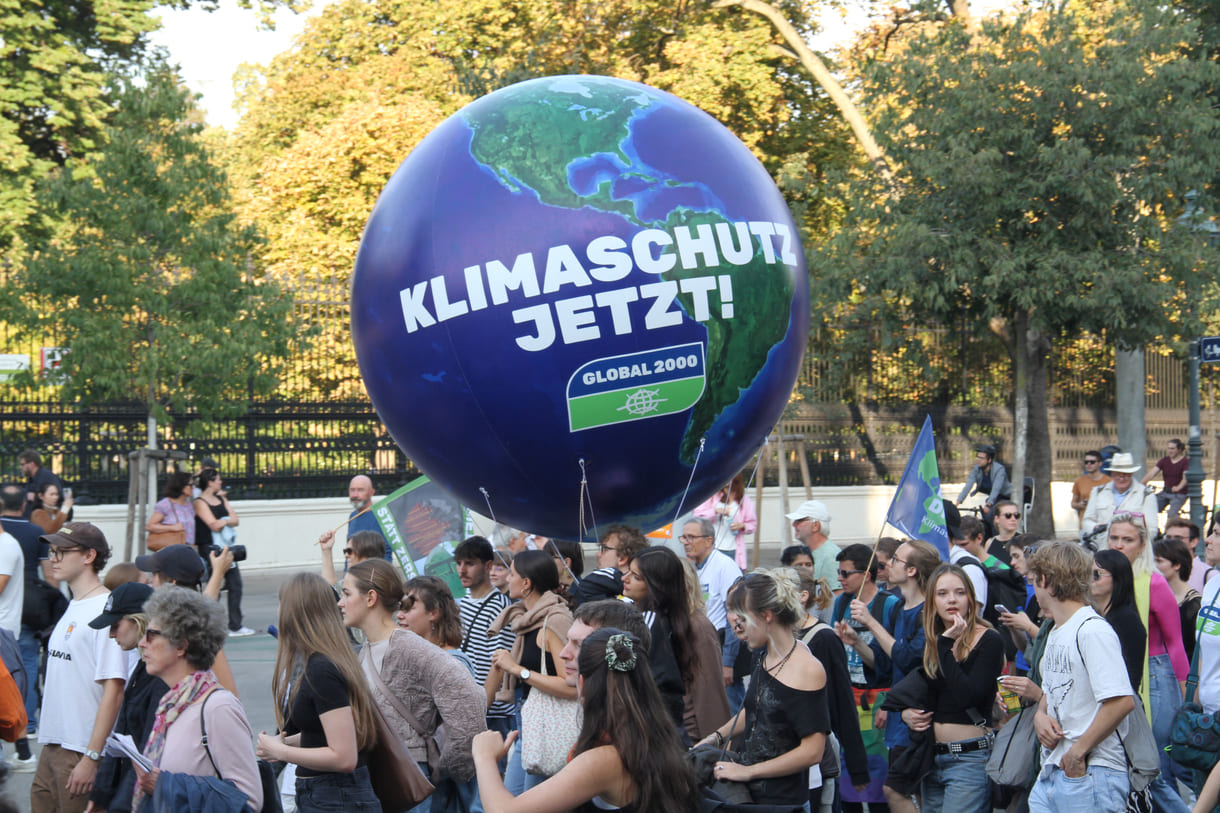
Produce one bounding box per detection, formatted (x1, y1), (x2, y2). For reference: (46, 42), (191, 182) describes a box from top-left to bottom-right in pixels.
(6, 446), (1220, 813)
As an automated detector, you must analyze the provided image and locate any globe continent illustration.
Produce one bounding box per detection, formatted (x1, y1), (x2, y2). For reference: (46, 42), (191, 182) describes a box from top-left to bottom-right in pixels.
(351, 75), (809, 540)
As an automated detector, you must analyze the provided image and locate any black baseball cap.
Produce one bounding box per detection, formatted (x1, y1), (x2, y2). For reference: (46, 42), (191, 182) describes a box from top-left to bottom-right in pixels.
(89, 581), (154, 629)
(135, 545), (205, 585)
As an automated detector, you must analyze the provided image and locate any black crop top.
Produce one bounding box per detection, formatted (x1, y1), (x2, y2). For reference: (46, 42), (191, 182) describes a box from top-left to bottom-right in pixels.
(519, 627), (558, 700)
(927, 627), (1006, 726)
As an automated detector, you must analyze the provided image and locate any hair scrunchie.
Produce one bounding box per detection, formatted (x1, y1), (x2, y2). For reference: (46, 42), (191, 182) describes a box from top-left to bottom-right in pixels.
(605, 632), (637, 672)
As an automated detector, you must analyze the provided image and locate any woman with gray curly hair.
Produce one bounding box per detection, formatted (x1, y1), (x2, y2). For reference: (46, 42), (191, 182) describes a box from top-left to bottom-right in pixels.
(132, 587), (263, 811)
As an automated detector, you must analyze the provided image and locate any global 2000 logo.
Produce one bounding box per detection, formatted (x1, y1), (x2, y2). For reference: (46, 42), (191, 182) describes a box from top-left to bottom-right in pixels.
(567, 343), (706, 432)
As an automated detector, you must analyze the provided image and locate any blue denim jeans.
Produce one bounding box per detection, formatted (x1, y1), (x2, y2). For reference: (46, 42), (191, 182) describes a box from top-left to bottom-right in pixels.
(1149, 652), (1192, 811)
(1029, 765), (1128, 813)
(18, 626), (38, 731)
(503, 732), (547, 796)
(295, 765), (381, 813)
(920, 746), (991, 813)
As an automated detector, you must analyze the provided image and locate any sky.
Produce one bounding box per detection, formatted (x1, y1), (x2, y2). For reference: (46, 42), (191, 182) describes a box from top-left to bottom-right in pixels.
(150, 0), (1014, 130)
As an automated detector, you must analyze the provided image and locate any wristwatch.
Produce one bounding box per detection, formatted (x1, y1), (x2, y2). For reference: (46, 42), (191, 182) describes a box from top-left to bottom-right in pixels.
(519, 668), (531, 682)
(84, 750), (101, 762)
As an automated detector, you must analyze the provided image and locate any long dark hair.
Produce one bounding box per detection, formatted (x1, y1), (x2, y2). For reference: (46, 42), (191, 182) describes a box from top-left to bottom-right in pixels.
(631, 547), (699, 686)
(576, 628), (700, 812)
(1095, 548), (1136, 615)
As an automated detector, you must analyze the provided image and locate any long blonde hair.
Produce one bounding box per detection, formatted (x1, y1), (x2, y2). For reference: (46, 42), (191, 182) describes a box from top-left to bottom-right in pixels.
(273, 573), (377, 751)
(922, 564), (988, 679)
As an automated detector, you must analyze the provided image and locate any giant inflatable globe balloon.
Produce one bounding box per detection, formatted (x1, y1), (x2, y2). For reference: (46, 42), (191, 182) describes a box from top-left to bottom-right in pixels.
(352, 75), (809, 540)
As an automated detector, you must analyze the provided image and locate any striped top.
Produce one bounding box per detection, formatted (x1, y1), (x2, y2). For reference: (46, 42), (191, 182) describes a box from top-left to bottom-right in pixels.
(459, 588), (516, 719)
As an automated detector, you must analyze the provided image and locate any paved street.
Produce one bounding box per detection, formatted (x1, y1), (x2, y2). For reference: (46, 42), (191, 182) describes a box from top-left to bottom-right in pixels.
(2, 569), (291, 811)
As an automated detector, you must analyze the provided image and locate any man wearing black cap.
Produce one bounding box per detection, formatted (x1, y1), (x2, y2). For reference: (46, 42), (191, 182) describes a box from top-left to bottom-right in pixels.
(135, 544), (229, 602)
(31, 523), (127, 813)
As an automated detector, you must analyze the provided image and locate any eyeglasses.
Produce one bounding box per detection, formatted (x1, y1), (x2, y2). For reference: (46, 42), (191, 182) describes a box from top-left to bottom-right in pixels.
(342, 548), (354, 556)
(837, 569), (864, 578)
(889, 555), (907, 568)
(143, 628), (164, 642)
(1092, 569), (1108, 581)
(679, 534), (710, 543)
(598, 544), (620, 553)
(1084, 459), (1100, 465)
(49, 546), (84, 562)
(1001, 512), (1021, 519)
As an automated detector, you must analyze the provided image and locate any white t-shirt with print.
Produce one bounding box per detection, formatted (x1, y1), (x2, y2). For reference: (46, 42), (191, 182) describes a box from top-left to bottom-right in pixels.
(0, 533), (24, 636)
(1196, 575), (1220, 711)
(39, 592), (130, 753)
(1039, 606), (1132, 774)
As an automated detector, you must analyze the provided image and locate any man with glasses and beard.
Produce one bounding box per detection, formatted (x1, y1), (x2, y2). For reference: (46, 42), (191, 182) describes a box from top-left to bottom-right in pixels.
(31, 524), (126, 813)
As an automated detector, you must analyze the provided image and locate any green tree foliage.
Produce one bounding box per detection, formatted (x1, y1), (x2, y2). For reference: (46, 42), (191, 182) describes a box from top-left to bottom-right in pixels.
(6, 68), (300, 423)
(817, 0), (1220, 530)
(0, 0), (304, 250)
(229, 0), (854, 398)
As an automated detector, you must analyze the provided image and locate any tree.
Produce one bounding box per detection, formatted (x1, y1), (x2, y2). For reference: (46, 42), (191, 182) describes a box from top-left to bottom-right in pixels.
(228, 0), (856, 397)
(0, 0), (303, 251)
(817, 1), (1220, 533)
(5, 67), (301, 435)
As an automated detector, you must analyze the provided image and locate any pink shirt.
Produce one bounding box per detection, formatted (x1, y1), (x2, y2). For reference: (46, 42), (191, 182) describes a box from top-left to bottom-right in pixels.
(1148, 572), (1189, 681)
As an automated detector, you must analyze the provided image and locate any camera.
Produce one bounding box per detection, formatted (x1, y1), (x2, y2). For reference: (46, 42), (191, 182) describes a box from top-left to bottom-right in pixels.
(207, 544), (247, 562)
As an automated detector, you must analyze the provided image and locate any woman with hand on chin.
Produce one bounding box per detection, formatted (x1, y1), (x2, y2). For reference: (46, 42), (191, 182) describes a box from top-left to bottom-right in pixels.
(902, 564), (1004, 813)
(473, 627), (700, 813)
(695, 568), (830, 809)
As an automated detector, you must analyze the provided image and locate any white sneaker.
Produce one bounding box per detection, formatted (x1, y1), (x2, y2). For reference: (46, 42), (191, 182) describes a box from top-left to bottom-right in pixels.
(11, 755), (36, 773)
(228, 626), (256, 637)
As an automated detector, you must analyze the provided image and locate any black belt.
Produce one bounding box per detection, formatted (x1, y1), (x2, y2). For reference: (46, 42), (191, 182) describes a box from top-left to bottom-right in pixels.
(934, 736), (991, 755)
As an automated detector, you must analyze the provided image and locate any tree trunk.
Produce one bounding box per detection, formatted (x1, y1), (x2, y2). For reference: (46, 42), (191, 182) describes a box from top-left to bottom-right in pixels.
(1012, 310), (1028, 533)
(711, 0), (892, 183)
(1116, 347), (1147, 477)
(1026, 327), (1054, 537)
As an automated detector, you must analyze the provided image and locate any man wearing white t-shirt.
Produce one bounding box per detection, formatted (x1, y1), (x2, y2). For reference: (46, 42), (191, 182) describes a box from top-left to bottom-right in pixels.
(681, 518), (743, 703)
(1027, 540), (1134, 813)
(31, 523), (127, 813)
(0, 525), (25, 637)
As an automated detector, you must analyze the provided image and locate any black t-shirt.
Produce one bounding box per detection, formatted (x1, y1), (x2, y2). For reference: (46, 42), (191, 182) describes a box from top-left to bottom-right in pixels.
(286, 653), (365, 777)
(741, 662), (831, 804)
(1106, 602), (1147, 693)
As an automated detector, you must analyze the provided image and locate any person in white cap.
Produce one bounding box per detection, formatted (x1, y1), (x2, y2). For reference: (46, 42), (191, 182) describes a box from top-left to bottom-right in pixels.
(1082, 451), (1158, 536)
(785, 500), (842, 593)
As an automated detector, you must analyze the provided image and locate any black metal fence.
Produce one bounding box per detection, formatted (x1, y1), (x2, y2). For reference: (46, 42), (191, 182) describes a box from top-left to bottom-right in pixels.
(0, 322), (1208, 503)
(0, 400), (416, 504)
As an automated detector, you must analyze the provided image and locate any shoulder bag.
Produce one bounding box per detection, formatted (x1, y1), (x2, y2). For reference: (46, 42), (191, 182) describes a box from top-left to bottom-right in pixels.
(985, 702), (1038, 791)
(520, 614), (583, 776)
(199, 689), (283, 813)
(1168, 586), (1220, 772)
(358, 645), (437, 808)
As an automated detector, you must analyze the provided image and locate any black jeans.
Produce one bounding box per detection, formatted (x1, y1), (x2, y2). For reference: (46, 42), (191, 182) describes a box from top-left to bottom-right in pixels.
(223, 565), (244, 630)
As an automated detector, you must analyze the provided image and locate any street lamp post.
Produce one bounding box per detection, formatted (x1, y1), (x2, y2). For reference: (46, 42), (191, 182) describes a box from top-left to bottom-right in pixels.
(1188, 339), (1206, 531)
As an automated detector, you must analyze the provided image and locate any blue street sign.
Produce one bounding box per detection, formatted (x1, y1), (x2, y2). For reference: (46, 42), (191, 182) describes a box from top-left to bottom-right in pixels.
(1202, 337), (1220, 363)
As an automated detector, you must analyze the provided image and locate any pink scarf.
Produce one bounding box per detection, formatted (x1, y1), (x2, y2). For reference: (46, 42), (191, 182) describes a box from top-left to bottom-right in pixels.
(133, 669), (220, 809)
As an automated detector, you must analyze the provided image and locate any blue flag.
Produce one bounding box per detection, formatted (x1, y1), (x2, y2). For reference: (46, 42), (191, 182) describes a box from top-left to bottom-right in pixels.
(885, 416), (950, 560)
